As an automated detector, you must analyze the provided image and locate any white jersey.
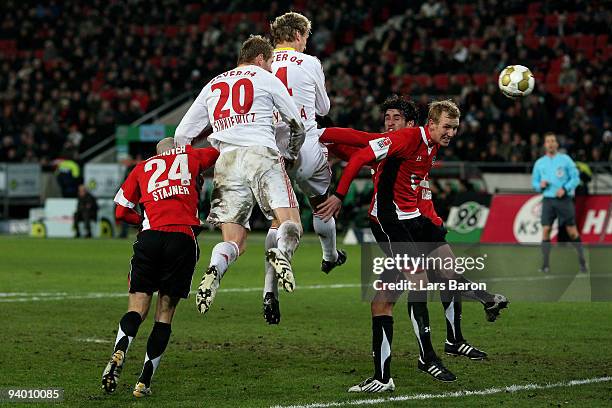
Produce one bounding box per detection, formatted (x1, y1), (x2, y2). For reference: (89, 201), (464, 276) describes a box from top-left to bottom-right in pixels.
(175, 64), (303, 155)
(271, 48), (330, 136)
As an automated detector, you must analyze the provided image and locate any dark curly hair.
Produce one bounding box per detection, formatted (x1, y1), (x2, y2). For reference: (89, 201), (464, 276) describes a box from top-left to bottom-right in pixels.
(381, 95), (419, 124)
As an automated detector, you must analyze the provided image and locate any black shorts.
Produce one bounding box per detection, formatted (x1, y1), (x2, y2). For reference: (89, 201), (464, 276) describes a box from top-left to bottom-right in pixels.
(369, 216), (448, 299)
(370, 215), (447, 253)
(129, 229), (200, 298)
(541, 197), (576, 227)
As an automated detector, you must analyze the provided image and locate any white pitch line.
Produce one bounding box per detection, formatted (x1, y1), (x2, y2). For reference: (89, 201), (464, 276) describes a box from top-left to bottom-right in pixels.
(0, 274), (607, 303)
(271, 376), (612, 408)
(0, 283), (362, 303)
(76, 337), (112, 344)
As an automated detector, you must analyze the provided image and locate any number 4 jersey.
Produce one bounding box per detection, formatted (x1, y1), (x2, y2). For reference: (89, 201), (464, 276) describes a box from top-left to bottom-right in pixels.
(175, 65), (302, 154)
(114, 145), (219, 230)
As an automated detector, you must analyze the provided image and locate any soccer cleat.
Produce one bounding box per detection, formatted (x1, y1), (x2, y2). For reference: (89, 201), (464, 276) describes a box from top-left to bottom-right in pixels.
(418, 358), (457, 382)
(483, 293), (509, 322)
(539, 265), (550, 273)
(321, 249), (347, 274)
(196, 266), (220, 314)
(348, 377), (395, 393)
(445, 340), (487, 360)
(263, 292), (281, 325)
(101, 350), (125, 393)
(266, 248), (295, 292)
(133, 382), (152, 398)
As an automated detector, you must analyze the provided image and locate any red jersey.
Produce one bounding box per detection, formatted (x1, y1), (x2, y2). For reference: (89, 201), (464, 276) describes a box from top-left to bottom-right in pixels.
(114, 145), (219, 235)
(322, 127), (441, 225)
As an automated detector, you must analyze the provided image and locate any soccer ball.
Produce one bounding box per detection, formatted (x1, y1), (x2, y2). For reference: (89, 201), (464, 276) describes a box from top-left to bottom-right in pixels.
(498, 65), (535, 98)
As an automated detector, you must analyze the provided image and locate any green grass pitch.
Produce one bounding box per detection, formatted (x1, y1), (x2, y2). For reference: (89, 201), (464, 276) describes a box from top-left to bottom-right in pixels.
(1, 234), (611, 407)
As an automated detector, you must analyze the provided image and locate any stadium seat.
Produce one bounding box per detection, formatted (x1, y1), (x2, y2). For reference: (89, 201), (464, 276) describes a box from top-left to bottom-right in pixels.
(433, 74), (449, 91)
(596, 35), (608, 49)
(472, 73), (488, 88)
(437, 39), (454, 51)
(452, 74), (470, 85)
(544, 14), (558, 28)
(527, 2), (542, 15)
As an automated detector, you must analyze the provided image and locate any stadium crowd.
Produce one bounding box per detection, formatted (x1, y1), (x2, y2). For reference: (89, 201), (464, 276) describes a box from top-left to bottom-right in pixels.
(0, 0), (609, 165)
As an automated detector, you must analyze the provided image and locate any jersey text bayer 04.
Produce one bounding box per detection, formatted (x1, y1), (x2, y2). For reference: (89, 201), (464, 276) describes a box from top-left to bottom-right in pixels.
(174, 65), (302, 153)
(271, 48), (330, 135)
(114, 145), (219, 230)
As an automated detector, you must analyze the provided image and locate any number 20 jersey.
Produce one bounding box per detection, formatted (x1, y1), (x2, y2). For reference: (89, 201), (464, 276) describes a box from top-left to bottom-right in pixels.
(114, 145), (219, 229)
(174, 65), (301, 152)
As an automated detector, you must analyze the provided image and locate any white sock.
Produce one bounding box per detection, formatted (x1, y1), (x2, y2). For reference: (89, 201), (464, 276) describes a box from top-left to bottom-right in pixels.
(209, 241), (239, 279)
(264, 228), (278, 297)
(277, 221), (301, 260)
(313, 216), (338, 262)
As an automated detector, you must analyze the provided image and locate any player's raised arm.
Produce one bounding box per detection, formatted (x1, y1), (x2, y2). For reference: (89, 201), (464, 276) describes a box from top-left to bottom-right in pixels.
(114, 168), (143, 225)
(175, 86), (212, 146)
(193, 147), (220, 170)
(320, 127), (384, 147)
(269, 77), (305, 159)
(312, 58), (330, 116)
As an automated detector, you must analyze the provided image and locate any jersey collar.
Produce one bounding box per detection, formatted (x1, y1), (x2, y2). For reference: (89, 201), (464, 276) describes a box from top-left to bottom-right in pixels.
(420, 126), (435, 155)
(420, 126), (434, 145)
(274, 47), (295, 51)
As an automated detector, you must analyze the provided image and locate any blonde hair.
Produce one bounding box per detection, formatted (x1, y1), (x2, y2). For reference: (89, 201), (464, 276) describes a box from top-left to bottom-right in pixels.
(237, 35), (273, 65)
(270, 12), (311, 45)
(427, 99), (461, 124)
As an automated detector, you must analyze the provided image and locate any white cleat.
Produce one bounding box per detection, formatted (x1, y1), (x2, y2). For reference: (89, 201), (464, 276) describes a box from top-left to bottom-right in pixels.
(101, 350), (125, 393)
(196, 266), (220, 314)
(133, 382), (151, 398)
(348, 377), (395, 393)
(266, 248), (295, 292)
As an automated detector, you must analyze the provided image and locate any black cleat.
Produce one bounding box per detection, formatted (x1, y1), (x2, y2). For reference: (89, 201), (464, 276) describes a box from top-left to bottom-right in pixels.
(263, 292), (281, 325)
(483, 294), (509, 322)
(321, 249), (347, 274)
(445, 341), (487, 360)
(418, 358), (457, 382)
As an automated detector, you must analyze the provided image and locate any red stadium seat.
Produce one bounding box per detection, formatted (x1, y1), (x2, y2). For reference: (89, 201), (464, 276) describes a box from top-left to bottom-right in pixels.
(563, 35), (578, 49)
(452, 74), (470, 85)
(472, 73), (488, 88)
(596, 35), (608, 49)
(528, 2), (542, 15)
(546, 36), (559, 49)
(165, 26), (179, 38)
(413, 75), (431, 89)
(513, 14), (527, 30)
(544, 14), (558, 28)
(524, 36), (539, 50)
(433, 74), (449, 91)
(437, 39), (454, 51)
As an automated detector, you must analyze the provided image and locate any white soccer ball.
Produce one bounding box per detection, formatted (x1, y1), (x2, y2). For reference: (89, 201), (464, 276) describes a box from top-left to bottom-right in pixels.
(498, 65), (535, 98)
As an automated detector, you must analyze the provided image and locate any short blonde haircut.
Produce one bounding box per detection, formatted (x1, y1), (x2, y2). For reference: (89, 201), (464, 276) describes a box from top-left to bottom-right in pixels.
(270, 12), (311, 45)
(427, 99), (461, 124)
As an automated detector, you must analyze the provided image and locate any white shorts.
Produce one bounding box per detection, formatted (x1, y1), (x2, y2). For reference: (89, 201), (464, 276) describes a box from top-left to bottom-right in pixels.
(276, 127), (331, 197)
(207, 145), (298, 229)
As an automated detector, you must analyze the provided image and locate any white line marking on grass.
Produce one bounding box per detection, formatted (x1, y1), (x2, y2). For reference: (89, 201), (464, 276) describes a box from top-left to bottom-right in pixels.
(76, 337), (112, 344)
(271, 376), (612, 408)
(1, 274), (607, 303)
(0, 283), (362, 302)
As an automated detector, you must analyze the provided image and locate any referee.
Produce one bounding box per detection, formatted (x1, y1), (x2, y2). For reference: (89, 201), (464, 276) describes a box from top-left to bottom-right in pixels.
(531, 132), (587, 273)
